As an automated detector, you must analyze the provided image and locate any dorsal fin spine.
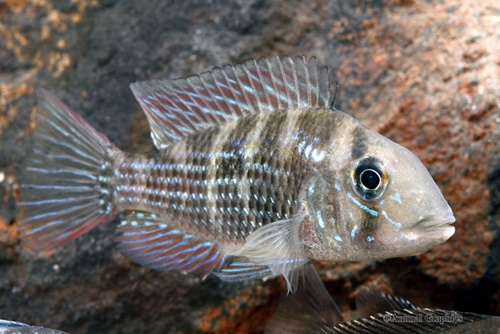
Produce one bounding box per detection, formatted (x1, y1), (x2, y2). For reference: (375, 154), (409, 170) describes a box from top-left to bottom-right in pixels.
(231, 64), (256, 115)
(224, 65), (249, 117)
(187, 76), (223, 124)
(196, 74), (226, 123)
(162, 84), (200, 133)
(307, 57), (319, 106)
(320, 65), (331, 106)
(249, 59), (267, 111)
(253, 59), (273, 110)
(284, 56), (297, 108)
(243, 59), (264, 112)
(292, 56), (306, 108)
(265, 57), (282, 110)
(169, 81), (204, 131)
(208, 69), (237, 119)
(291, 57), (302, 106)
(275, 56), (290, 110)
(150, 90), (184, 139)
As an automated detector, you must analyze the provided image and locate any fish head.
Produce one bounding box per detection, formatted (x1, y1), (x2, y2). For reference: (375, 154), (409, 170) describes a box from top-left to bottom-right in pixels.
(304, 116), (455, 262)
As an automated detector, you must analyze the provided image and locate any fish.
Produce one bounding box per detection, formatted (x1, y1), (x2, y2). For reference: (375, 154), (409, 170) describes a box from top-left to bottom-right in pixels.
(0, 320), (69, 334)
(18, 55), (455, 292)
(266, 271), (500, 334)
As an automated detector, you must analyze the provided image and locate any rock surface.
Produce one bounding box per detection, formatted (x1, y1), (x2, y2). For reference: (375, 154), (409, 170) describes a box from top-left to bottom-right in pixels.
(0, 0), (499, 333)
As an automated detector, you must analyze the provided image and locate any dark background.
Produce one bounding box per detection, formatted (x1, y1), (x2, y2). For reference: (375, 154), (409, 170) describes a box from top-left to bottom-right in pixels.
(1, 0), (499, 333)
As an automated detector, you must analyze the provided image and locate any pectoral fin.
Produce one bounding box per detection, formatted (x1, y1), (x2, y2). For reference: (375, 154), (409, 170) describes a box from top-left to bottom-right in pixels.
(234, 215), (309, 293)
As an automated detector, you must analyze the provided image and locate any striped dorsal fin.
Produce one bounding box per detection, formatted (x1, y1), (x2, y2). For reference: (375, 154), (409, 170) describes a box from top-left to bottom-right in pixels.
(130, 55), (332, 149)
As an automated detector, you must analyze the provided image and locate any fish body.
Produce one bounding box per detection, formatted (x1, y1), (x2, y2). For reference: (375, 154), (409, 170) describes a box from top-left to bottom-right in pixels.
(19, 55), (455, 292)
(266, 271), (500, 334)
(327, 288), (500, 334)
(0, 320), (68, 334)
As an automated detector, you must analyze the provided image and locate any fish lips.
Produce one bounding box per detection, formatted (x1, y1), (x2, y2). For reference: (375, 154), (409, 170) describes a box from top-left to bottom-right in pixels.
(410, 214), (456, 242)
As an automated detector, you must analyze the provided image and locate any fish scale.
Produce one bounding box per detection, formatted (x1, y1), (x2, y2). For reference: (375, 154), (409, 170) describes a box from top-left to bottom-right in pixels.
(113, 110), (315, 245)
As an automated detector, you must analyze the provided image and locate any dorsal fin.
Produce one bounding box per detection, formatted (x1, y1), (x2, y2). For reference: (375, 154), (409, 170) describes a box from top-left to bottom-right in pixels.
(130, 55), (332, 149)
(355, 285), (419, 317)
(320, 309), (498, 334)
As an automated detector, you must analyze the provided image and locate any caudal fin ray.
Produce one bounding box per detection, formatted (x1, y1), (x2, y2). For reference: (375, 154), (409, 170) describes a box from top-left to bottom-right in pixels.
(19, 88), (117, 251)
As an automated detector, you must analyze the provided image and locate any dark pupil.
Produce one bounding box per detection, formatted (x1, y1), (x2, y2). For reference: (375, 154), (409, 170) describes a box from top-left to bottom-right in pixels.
(360, 169), (380, 190)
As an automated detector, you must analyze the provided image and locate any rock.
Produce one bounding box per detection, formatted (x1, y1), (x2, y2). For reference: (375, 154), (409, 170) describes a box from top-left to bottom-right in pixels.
(0, 0), (499, 333)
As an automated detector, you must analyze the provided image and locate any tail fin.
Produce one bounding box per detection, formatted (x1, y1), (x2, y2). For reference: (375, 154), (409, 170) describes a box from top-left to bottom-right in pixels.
(18, 88), (118, 251)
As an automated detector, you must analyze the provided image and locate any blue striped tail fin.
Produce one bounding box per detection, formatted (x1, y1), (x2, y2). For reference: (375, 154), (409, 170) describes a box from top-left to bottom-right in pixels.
(18, 88), (118, 251)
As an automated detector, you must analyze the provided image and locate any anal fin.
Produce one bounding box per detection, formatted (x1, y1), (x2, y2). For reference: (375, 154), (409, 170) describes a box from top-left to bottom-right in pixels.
(116, 212), (225, 275)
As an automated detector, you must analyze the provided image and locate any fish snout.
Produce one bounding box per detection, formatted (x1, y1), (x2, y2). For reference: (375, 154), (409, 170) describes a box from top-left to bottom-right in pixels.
(411, 213), (456, 242)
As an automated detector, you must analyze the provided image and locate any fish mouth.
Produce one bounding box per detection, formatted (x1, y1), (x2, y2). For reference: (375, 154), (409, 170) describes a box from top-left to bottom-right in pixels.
(412, 215), (456, 240)
(417, 215), (455, 229)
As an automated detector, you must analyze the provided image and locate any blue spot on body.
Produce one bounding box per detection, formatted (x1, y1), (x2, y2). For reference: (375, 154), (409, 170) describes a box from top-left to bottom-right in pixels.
(317, 211), (326, 228)
(335, 183), (341, 192)
(379, 200), (385, 206)
(347, 192), (378, 217)
(351, 225), (358, 240)
(418, 216), (424, 222)
(335, 235), (343, 242)
(367, 236), (374, 242)
(389, 193), (403, 204)
(382, 210), (402, 228)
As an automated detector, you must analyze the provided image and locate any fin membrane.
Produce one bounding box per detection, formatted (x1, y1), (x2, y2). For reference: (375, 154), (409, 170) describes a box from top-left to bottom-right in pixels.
(215, 257), (273, 282)
(320, 309), (499, 334)
(356, 285), (418, 317)
(130, 55), (332, 149)
(235, 215), (309, 293)
(116, 211), (225, 275)
(265, 265), (344, 334)
(19, 89), (117, 251)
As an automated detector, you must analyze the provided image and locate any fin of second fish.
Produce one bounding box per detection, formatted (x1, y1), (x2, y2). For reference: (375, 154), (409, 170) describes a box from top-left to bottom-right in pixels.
(265, 265), (344, 334)
(355, 285), (419, 317)
(18, 89), (118, 251)
(234, 215), (309, 293)
(0, 319), (69, 334)
(116, 211), (226, 275)
(320, 309), (500, 334)
(130, 55), (332, 149)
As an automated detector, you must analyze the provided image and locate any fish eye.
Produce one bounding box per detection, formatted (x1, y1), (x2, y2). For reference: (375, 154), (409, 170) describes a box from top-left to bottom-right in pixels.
(360, 169), (381, 190)
(352, 158), (387, 201)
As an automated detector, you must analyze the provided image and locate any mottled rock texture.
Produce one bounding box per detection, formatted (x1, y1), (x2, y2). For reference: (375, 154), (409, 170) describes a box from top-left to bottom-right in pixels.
(0, 0), (499, 333)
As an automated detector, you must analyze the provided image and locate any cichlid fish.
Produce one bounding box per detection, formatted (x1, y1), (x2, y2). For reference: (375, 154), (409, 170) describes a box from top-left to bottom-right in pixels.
(266, 272), (500, 334)
(19, 55), (455, 292)
(0, 320), (68, 334)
